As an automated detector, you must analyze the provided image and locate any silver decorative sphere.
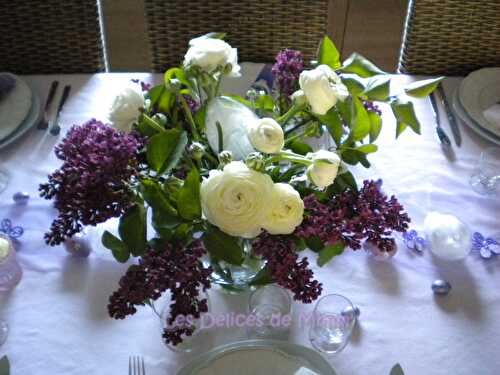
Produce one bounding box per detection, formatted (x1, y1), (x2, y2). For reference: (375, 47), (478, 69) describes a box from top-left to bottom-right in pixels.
(64, 233), (92, 257)
(341, 305), (361, 319)
(432, 279), (452, 295)
(13, 192), (30, 205)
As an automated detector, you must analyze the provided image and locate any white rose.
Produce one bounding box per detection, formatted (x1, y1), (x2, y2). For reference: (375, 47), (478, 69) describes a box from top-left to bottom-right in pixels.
(247, 118), (284, 154)
(263, 183), (304, 235)
(306, 150), (341, 188)
(200, 161), (274, 238)
(299, 65), (348, 115)
(108, 86), (144, 133)
(184, 37), (241, 77)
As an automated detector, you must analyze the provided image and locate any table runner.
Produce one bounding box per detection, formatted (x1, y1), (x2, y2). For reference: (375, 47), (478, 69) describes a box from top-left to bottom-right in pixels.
(0, 64), (499, 374)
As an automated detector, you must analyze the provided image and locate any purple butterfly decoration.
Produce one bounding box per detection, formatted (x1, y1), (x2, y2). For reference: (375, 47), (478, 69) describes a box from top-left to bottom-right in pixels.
(403, 229), (426, 252)
(0, 219), (24, 240)
(471, 232), (500, 259)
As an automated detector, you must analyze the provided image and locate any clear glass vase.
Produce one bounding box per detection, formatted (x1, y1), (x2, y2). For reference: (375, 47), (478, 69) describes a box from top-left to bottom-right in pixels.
(209, 239), (266, 293)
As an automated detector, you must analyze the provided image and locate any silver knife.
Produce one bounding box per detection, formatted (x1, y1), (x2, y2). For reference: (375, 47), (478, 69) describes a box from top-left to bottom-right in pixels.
(437, 83), (461, 146)
(429, 91), (452, 147)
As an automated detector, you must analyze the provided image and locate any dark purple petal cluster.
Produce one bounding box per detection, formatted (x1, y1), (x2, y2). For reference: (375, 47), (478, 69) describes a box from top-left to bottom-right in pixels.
(252, 233), (322, 303)
(108, 240), (212, 346)
(131, 79), (152, 92)
(295, 180), (410, 253)
(183, 95), (200, 114)
(39, 120), (142, 245)
(272, 49), (304, 96)
(363, 100), (382, 116)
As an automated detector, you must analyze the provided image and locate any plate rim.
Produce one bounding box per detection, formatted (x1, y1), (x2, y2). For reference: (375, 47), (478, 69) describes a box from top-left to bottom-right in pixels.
(0, 88), (41, 150)
(458, 67), (500, 136)
(452, 87), (500, 147)
(176, 339), (337, 375)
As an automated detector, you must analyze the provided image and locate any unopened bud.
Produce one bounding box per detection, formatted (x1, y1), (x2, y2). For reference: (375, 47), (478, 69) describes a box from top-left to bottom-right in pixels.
(245, 152), (265, 172)
(218, 150), (233, 167)
(188, 142), (205, 160)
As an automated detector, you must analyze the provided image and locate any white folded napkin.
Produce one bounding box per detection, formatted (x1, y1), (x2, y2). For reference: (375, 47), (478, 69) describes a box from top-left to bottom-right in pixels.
(483, 103), (500, 129)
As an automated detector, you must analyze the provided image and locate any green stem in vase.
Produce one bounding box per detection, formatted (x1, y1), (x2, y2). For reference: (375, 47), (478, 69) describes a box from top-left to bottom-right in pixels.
(178, 94), (201, 141)
(277, 103), (305, 126)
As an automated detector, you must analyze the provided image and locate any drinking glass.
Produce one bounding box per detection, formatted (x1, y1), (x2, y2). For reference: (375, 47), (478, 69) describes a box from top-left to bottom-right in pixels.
(247, 285), (292, 340)
(470, 147), (500, 195)
(309, 294), (356, 354)
(0, 320), (7, 346)
(0, 167), (8, 194)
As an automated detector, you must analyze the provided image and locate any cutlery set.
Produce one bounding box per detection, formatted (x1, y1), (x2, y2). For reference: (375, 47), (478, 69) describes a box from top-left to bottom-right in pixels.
(37, 80), (71, 135)
(430, 82), (461, 148)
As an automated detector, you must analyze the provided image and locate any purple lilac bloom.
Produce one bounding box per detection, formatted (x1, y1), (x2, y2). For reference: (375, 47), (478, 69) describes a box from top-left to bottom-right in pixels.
(39, 120), (142, 245)
(271, 49), (304, 97)
(252, 233), (322, 303)
(363, 100), (382, 116)
(108, 240), (212, 346)
(295, 180), (410, 253)
(131, 79), (152, 92)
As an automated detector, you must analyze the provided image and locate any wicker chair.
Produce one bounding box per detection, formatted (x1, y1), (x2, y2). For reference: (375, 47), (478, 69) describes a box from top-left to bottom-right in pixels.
(144, 0), (328, 72)
(398, 0), (500, 76)
(0, 0), (105, 74)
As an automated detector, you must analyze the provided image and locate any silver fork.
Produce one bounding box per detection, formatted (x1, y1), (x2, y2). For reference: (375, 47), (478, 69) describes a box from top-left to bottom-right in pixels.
(129, 356), (145, 375)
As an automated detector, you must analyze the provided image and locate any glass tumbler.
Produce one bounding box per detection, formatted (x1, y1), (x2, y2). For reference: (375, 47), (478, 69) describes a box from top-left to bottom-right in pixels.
(470, 147), (500, 195)
(0, 167), (8, 194)
(309, 294), (356, 354)
(247, 285), (292, 340)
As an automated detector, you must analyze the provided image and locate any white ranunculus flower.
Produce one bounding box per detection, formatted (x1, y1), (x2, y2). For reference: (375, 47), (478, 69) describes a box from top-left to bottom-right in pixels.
(247, 118), (284, 154)
(290, 89), (307, 105)
(205, 96), (256, 160)
(263, 183), (304, 235)
(306, 150), (341, 188)
(184, 37), (241, 77)
(108, 86), (144, 133)
(299, 64), (348, 115)
(200, 161), (274, 238)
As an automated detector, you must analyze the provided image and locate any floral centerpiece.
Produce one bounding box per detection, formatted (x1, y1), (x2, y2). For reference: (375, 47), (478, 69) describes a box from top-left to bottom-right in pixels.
(40, 33), (442, 345)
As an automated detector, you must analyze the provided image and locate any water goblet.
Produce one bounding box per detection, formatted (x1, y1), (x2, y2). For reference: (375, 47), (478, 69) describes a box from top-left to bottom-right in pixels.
(470, 147), (500, 195)
(309, 294), (356, 355)
(0, 167), (8, 194)
(247, 285), (292, 340)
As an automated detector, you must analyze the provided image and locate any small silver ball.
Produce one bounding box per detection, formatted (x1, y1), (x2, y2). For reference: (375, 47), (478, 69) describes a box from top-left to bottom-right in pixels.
(13, 192), (30, 205)
(64, 233), (92, 257)
(432, 279), (451, 295)
(341, 305), (361, 319)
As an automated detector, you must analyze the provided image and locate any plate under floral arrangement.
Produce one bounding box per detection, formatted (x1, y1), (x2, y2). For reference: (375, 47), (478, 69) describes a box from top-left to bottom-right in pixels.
(177, 339), (337, 375)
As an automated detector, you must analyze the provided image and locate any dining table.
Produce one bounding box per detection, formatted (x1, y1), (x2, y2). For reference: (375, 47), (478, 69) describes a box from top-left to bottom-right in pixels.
(0, 63), (499, 375)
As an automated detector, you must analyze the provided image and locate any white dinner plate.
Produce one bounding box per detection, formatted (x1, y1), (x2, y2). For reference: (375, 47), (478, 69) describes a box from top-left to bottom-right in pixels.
(0, 90), (40, 150)
(177, 340), (337, 375)
(452, 87), (500, 147)
(0, 73), (33, 141)
(458, 68), (500, 137)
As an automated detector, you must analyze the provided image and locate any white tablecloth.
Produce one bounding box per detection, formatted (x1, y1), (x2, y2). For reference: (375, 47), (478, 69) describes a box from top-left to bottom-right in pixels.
(1, 65), (499, 375)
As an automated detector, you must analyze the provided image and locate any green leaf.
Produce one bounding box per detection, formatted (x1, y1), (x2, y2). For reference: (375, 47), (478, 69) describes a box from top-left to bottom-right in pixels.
(203, 227), (245, 265)
(336, 99), (352, 125)
(317, 109), (344, 145)
(368, 111), (382, 142)
(102, 231), (129, 263)
(341, 148), (371, 168)
(200, 32), (227, 40)
(0, 355), (9, 375)
(249, 266), (273, 286)
(391, 100), (421, 136)
(177, 168), (201, 220)
(342, 53), (386, 78)
(305, 236), (324, 252)
(318, 242), (345, 266)
(390, 364), (405, 375)
(318, 36), (341, 70)
(362, 75), (391, 100)
(404, 77), (444, 98)
(194, 103), (207, 131)
(164, 67), (192, 88)
(147, 84), (174, 113)
(140, 179), (180, 229)
(341, 77), (366, 96)
(350, 96), (371, 141)
(146, 129), (188, 174)
(337, 171), (358, 191)
(288, 140), (313, 155)
(255, 94), (275, 111)
(118, 204), (147, 257)
(355, 144), (378, 154)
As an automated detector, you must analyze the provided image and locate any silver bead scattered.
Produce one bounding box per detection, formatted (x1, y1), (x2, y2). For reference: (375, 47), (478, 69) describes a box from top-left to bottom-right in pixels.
(432, 279), (452, 296)
(12, 192), (30, 205)
(341, 305), (361, 320)
(64, 233), (92, 257)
